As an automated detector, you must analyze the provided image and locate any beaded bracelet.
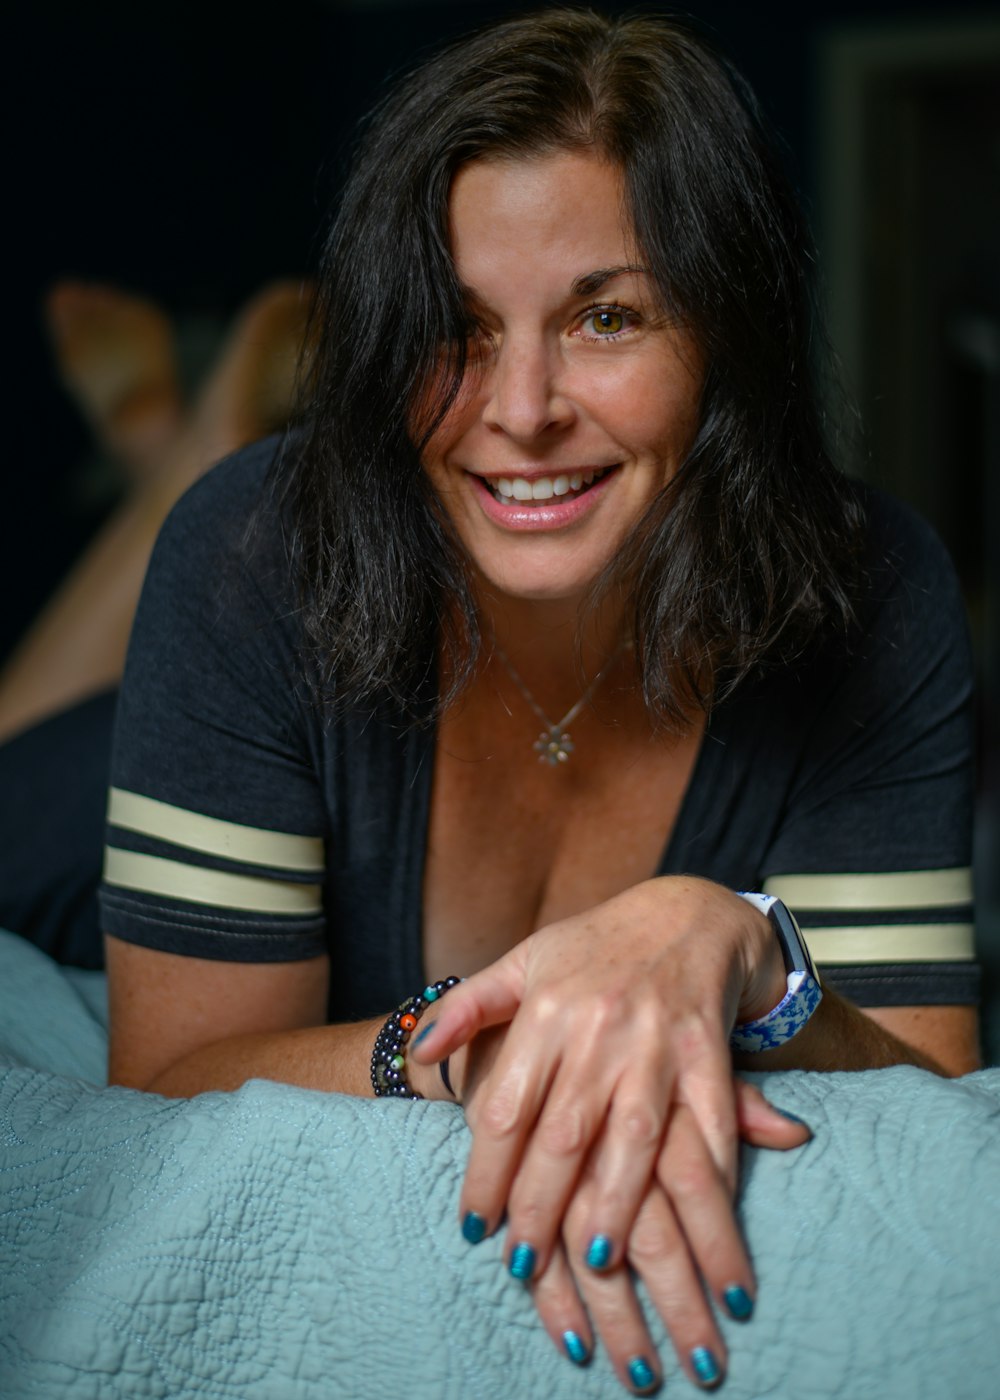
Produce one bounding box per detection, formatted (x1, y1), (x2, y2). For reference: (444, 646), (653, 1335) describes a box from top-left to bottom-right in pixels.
(370, 977), (461, 1098)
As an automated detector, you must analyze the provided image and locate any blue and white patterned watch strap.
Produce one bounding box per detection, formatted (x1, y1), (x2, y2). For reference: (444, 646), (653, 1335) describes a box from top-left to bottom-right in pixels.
(737, 890), (778, 919)
(729, 969), (823, 1052)
(729, 890), (823, 1052)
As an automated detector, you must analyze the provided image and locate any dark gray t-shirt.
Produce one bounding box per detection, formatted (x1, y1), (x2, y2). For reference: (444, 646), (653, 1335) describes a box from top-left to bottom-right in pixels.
(99, 438), (978, 1020)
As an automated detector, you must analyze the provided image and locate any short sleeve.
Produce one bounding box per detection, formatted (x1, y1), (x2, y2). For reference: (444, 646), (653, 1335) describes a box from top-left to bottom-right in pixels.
(98, 439), (329, 963)
(757, 493), (978, 1007)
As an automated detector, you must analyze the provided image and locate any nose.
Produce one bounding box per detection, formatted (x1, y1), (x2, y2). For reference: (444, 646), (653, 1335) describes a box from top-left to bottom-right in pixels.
(481, 334), (574, 442)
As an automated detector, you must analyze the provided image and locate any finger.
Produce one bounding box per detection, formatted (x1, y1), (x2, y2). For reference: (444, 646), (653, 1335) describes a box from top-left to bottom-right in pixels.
(623, 1184), (729, 1390)
(658, 1103), (755, 1329)
(735, 1079), (812, 1148)
(673, 1024), (739, 1194)
(557, 1176), (675, 1394)
(528, 1239), (594, 1370)
(559, 1166), (665, 1394)
(501, 1058), (619, 1278)
(459, 982), (633, 1262)
(566, 1241), (664, 1395)
(410, 954), (526, 1062)
(565, 1064), (672, 1277)
(458, 1032), (559, 1249)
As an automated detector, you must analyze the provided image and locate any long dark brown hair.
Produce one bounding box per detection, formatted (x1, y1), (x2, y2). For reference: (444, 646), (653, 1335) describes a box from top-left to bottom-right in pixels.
(276, 7), (862, 725)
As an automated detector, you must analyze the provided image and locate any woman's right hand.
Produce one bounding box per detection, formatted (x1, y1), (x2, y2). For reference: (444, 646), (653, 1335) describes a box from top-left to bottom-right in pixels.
(459, 1066), (809, 1394)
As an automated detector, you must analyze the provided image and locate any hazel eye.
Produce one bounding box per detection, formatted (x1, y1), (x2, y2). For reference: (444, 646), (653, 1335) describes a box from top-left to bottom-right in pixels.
(591, 309), (624, 335)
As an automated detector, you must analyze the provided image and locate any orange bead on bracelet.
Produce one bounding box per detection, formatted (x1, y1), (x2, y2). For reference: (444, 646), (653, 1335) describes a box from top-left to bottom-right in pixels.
(371, 977), (462, 1098)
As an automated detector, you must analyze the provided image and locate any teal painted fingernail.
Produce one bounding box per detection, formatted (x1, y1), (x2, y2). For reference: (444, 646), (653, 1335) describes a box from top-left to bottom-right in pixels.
(774, 1106), (810, 1128)
(691, 1347), (722, 1388)
(414, 1022), (436, 1046)
(723, 1283), (754, 1321)
(509, 1241), (536, 1280)
(627, 1356), (658, 1392)
(585, 1233), (612, 1270)
(461, 1211), (487, 1244)
(562, 1330), (589, 1365)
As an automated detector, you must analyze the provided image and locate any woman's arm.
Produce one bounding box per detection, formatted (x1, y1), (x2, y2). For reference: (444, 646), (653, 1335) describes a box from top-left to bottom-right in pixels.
(418, 876), (978, 1241)
(106, 936), (450, 1099)
(727, 896), (981, 1077)
(735, 989), (981, 1077)
(412, 875), (979, 1387)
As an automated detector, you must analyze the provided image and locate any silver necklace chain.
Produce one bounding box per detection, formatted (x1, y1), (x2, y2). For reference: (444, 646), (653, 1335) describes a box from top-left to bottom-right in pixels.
(494, 643), (623, 766)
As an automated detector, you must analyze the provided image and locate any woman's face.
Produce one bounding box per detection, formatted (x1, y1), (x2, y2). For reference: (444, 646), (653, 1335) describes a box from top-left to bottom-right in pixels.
(421, 149), (703, 610)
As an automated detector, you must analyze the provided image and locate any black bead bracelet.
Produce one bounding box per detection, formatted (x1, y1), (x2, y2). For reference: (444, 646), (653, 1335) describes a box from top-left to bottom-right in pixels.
(370, 977), (461, 1099)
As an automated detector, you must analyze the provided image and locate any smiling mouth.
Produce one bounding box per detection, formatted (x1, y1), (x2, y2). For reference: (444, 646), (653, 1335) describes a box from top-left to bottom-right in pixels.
(481, 466), (617, 505)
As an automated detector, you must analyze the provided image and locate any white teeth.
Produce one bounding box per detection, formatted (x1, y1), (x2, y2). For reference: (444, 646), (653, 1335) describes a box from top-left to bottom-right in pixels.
(485, 466), (613, 503)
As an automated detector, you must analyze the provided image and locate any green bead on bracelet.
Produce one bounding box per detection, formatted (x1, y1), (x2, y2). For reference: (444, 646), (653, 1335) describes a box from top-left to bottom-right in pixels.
(370, 977), (461, 1098)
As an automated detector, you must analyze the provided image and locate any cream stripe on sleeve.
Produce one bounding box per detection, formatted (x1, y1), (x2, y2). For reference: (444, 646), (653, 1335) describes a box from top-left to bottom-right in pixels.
(805, 923), (976, 965)
(763, 868), (972, 911)
(107, 788), (324, 873)
(103, 848), (323, 916)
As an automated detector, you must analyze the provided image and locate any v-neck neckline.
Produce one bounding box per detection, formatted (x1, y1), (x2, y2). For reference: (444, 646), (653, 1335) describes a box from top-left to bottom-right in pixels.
(410, 674), (735, 987)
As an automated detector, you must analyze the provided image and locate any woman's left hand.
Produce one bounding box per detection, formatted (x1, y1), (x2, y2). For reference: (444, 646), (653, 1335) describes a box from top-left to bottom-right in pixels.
(413, 876), (789, 1279)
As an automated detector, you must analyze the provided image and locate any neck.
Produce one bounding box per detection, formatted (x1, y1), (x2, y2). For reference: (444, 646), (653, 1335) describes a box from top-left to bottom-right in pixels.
(475, 584), (630, 693)
(481, 585), (621, 672)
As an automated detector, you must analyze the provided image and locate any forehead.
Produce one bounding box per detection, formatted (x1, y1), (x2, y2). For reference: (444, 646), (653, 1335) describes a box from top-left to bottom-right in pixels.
(447, 150), (639, 286)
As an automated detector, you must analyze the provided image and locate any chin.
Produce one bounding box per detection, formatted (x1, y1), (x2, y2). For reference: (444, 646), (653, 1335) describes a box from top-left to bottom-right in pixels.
(471, 554), (605, 610)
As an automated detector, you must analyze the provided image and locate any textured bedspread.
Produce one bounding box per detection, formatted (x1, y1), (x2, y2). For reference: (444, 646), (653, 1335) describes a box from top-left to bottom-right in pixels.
(1, 930), (998, 1400)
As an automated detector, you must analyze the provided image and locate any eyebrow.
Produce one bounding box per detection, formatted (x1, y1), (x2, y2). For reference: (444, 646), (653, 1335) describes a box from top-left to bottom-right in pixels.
(454, 263), (651, 319)
(571, 265), (649, 297)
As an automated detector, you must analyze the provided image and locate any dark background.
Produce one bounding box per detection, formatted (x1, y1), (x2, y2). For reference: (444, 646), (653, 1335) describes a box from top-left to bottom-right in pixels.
(6, 0), (996, 646)
(6, 0), (996, 642)
(6, 0), (1000, 1047)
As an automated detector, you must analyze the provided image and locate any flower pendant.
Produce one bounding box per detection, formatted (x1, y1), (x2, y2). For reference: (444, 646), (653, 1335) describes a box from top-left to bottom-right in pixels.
(534, 726), (575, 765)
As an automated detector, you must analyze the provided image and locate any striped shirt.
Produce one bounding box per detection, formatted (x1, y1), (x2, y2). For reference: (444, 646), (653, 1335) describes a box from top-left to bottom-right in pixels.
(99, 440), (978, 1020)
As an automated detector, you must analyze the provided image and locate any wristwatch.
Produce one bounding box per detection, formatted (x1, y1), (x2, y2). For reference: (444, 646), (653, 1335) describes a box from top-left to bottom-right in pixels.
(729, 892), (823, 1053)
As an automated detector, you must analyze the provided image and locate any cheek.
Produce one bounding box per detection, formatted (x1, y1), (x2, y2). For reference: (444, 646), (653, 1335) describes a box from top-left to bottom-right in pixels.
(416, 372), (484, 476)
(632, 351), (702, 461)
(649, 389), (701, 460)
(589, 370), (701, 465)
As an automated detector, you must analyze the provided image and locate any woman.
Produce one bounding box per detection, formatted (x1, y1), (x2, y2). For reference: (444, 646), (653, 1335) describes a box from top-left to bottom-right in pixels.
(3, 10), (979, 1396)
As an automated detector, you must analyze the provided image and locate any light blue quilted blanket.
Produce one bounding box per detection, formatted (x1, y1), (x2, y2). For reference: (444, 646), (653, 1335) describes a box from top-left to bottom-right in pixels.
(1, 929), (998, 1400)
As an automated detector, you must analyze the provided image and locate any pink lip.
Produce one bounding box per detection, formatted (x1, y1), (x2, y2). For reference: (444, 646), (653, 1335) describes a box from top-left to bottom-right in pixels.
(470, 467), (619, 530)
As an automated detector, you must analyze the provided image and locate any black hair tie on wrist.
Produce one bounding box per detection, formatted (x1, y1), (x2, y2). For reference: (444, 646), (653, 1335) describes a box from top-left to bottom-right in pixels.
(370, 977), (461, 1098)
